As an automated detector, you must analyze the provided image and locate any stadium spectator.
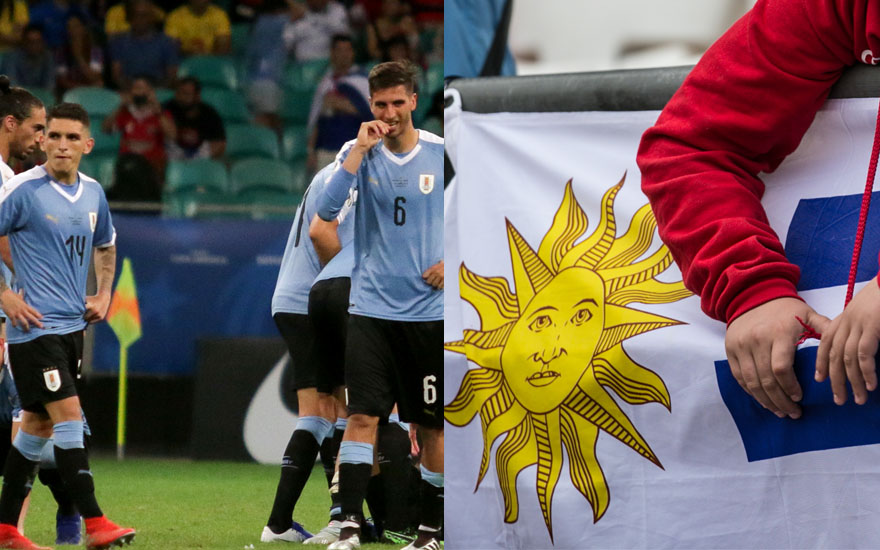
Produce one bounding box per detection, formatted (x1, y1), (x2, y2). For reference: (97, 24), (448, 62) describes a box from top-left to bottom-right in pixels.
(365, 0), (418, 63)
(283, 0), (349, 62)
(108, 0), (178, 89)
(164, 0), (231, 56)
(27, 0), (92, 51)
(244, 0), (288, 133)
(0, 25), (55, 91)
(445, 0), (515, 79)
(0, 101), (135, 550)
(104, 0), (165, 38)
(102, 76), (175, 200)
(306, 34), (370, 173)
(55, 13), (104, 96)
(317, 61), (443, 550)
(163, 76), (226, 160)
(0, 0), (27, 52)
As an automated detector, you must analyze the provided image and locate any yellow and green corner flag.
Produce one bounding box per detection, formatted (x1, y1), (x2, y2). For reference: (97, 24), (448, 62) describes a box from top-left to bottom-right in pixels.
(105, 257), (141, 459)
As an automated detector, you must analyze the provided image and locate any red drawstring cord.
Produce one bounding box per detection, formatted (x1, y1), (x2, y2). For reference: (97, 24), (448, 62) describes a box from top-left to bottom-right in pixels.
(797, 97), (880, 343)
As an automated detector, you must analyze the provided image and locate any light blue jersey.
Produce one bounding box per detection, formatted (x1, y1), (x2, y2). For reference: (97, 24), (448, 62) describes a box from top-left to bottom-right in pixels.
(316, 130), (443, 321)
(0, 166), (115, 343)
(313, 191), (356, 284)
(272, 164), (354, 315)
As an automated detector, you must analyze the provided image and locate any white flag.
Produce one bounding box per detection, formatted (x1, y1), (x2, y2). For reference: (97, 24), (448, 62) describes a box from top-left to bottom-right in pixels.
(445, 90), (880, 549)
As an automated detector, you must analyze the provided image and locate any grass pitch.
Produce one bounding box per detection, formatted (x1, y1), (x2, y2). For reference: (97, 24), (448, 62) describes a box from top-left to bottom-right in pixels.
(21, 457), (398, 550)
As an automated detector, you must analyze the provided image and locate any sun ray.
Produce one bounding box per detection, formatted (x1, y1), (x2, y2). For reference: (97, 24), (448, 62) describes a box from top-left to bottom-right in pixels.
(596, 203), (657, 270)
(567, 369), (662, 468)
(478, 387), (528, 488)
(596, 304), (682, 354)
(445, 369), (503, 427)
(560, 408), (608, 522)
(506, 219), (554, 309)
(559, 174), (625, 270)
(594, 346), (671, 409)
(607, 279), (691, 306)
(533, 410), (563, 542)
(601, 247), (675, 294)
(460, 263), (519, 330)
(497, 417), (537, 523)
(537, 180), (589, 272)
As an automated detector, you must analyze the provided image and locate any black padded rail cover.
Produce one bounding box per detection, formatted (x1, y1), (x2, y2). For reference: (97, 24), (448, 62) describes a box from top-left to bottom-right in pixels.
(449, 64), (880, 114)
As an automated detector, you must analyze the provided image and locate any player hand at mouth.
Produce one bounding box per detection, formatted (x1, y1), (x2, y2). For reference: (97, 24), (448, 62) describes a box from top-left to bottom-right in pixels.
(0, 288), (42, 331)
(355, 120), (390, 152)
(816, 276), (880, 405)
(84, 291), (111, 323)
(422, 260), (443, 289)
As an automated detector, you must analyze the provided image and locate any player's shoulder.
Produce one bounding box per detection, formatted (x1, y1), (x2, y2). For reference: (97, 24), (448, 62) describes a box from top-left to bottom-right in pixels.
(2, 166), (48, 198)
(417, 129), (444, 158)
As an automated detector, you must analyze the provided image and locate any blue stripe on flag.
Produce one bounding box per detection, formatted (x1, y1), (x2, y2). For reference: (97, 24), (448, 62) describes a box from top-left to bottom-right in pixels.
(785, 192), (880, 291)
(715, 347), (880, 461)
(716, 193), (880, 460)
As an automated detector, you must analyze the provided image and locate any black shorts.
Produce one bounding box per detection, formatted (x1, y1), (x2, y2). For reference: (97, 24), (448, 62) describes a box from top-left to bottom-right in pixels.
(274, 312), (318, 392)
(308, 277), (350, 394)
(345, 315), (442, 429)
(8, 331), (83, 413)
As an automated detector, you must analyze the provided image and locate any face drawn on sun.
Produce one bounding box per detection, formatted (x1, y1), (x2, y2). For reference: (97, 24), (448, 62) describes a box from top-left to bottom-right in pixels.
(445, 176), (692, 542)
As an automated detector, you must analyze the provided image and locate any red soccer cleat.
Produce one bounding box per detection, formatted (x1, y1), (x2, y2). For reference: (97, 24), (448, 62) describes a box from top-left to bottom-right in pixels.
(84, 516), (135, 549)
(0, 524), (51, 550)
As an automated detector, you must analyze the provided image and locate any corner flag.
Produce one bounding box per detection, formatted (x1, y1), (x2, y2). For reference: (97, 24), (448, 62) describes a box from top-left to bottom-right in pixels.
(106, 257), (141, 460)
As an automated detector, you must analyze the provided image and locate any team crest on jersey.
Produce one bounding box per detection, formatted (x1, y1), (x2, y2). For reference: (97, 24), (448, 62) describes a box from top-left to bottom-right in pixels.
(89, 212), (97, 232)
(419, 174), (434, 194)
(43, 368), (61, 392)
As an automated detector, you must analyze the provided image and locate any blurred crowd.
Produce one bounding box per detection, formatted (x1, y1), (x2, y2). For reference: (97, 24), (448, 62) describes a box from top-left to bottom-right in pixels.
(0, 0), (444, 207)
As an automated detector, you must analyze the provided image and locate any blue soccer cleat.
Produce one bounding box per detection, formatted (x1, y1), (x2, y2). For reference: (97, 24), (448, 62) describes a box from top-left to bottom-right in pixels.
(55, 512), (81, 545)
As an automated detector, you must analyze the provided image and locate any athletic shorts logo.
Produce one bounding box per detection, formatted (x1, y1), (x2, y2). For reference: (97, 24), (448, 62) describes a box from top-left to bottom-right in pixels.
(89, 212), (97, 232)
(419, 174), (434, 194)
(43, 368), (61, 392)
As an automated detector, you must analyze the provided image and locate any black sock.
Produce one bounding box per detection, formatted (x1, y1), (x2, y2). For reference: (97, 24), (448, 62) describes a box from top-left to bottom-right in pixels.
(38, 467), (77, 516)
(338, 462), (372, 519)
(365, 474), (384, 534)
(419, 478), (443, 532)
(319, 428), (343, 487)
(0, 447), (38, 525)
(266, 430), (320, 534)
(54, 446), (102, 519)
(378, 424), (414, 531)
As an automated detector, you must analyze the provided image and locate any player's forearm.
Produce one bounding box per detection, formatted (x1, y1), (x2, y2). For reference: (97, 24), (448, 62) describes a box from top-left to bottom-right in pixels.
(316, 163), (358, 221)
(309, 214), (341, 265)
(93, 245), (116, 296)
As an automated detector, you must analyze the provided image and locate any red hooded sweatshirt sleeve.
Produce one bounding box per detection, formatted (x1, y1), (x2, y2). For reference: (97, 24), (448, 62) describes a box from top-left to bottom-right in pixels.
(637, 0), (879, 324)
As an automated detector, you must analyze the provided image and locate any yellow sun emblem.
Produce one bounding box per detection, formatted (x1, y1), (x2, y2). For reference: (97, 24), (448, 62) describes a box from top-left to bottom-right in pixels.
(445, 176), (692, 540)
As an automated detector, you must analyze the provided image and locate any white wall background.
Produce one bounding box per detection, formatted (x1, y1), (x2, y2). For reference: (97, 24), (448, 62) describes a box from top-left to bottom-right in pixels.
(509, 0), (758, 74)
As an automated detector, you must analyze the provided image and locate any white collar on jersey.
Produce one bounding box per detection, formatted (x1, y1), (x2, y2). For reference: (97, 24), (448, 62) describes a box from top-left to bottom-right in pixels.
(40, 166), (84, 203)
(379, 131), (423, 165)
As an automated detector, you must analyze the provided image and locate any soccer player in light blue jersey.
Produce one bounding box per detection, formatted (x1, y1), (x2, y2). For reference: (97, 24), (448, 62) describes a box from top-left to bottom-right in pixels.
(262, 163), (354, 544)
(0, 103), (135, 550)
(318, 61), (443, 550)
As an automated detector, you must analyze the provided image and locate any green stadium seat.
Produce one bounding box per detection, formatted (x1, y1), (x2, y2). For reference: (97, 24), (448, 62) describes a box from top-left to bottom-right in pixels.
(30, 87), (55, 108)
(155, 87), (174, 104)
(79, 153), (117, 190)
(280, 90), (314, 125)
(421, 117), (442, 138)
(229, 158), (294, 195)
(62, 87), (120, 121)
(165, 159), (229, 194)
(163, 189), (235, 218)
(240, 189), (302, 220)
(288, 160), (308, 194)
(178, 55), (239, 91)
(200, 88), (251, 123)
(281, 125), (308, 163)
(91, 130), (120, 155)
(425, 61), (443, 96)
(225, 124), (279, 161)
(283, 59), (328, 92)
(231, 23), (251, 56)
